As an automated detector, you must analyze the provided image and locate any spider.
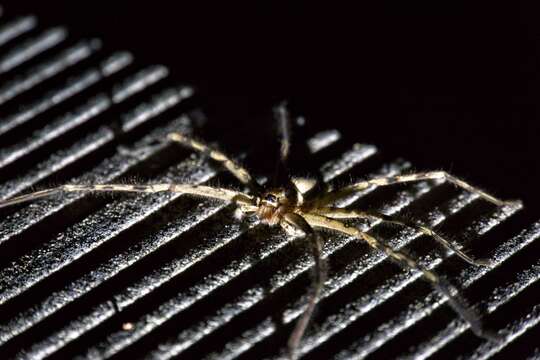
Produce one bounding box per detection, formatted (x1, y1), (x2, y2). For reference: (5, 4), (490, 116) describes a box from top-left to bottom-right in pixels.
(0, 103), (521, 359)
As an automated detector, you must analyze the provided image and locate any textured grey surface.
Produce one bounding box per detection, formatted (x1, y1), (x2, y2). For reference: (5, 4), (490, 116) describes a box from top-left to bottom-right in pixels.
(0, 8), (538, 360)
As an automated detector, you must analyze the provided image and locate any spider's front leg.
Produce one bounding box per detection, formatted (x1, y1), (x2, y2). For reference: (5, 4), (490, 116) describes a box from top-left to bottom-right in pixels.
(280, 212), (327, 360)
(0, 183), (255, 209)
(167, 132), (263, 194)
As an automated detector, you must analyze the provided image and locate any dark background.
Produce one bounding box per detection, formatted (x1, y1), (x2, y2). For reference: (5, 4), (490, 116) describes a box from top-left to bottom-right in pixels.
(4, 1), (540, 215)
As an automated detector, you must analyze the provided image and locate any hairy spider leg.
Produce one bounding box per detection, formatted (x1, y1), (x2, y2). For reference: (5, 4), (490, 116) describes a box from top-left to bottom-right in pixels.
(314, 207), (491, 266)
(281, 212), (327, 360)
(316, 171), (522, 208)
(302, 213), (501, 341)
(168, 132), (263, 193)
(0, 183), (254, 209)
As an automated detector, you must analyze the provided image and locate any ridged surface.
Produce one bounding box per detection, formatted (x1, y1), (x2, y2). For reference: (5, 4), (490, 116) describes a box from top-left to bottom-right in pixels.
(0, 8), (538, 360)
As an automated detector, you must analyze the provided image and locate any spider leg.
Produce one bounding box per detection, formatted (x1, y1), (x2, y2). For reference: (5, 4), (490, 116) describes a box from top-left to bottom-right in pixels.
(0, 183), (254, 209)
(317, 171), (521, 208)
(302, 213), (501, 341)
(281, 212), (327, 360)
(274, 101), (292, 164)
(167, 132), (263, 193)
(315, 207), (491, 266)
(271, 101), (295, 189)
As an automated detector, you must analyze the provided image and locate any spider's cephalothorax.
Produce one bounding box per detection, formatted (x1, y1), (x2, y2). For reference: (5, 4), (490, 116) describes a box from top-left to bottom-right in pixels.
(255, 188), (297, 225)
(0, 103), (522, 360)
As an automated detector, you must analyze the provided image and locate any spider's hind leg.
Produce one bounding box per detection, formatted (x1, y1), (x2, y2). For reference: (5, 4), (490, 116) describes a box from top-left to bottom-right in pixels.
(316, 207), (492, 266)
(281, 212), (327, 360)
(303, 213), (502, 341)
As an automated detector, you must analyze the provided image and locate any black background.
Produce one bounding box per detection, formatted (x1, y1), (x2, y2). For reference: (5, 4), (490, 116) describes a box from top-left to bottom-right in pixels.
(4, 1), (540, 215)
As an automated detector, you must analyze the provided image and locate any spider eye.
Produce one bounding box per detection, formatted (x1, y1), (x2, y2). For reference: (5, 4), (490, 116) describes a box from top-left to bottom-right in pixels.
(264, 194), (278, 203)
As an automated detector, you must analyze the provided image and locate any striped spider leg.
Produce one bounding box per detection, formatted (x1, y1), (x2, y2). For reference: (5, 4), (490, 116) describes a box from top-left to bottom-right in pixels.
(0, 128), (263, 209)
(314, 207), (491, 266)
(300, 212), (501, 341)
(316, 171), (522, 209)
(0, 182), (256, 210)
(167, 131), (263, 194)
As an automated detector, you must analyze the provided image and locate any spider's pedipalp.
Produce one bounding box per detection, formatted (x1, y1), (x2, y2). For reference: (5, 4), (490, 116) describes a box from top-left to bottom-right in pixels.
(280, 212), (327, 360)
(315, 207), (492, 266)
(318, 171), (521, 208)
(301, 212), (498, 341)
(168, 132), (262, 194)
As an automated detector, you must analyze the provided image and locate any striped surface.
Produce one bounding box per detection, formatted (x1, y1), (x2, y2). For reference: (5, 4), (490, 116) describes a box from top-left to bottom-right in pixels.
(0, 8), (539, 360)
